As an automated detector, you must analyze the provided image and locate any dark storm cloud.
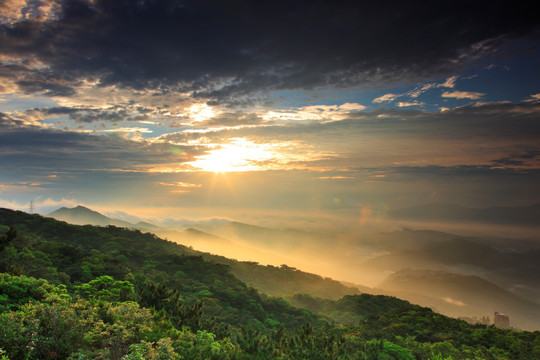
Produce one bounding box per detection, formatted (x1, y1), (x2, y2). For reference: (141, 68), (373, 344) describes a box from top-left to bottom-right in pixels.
(491, 151), (540, 167)
(163, 102), (540, 143)
(0, 120), (200, 174)
(16, 79), (76, 96)
(26, 105), (153, 123)
(1, 0), (539, 103)
(199, 112), (266, 127)
(0, 111), (22, 127)
(43, 106), (128, 122)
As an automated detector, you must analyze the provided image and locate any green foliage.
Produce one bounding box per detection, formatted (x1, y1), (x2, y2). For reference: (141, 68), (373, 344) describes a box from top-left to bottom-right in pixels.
(0, 227), (16, 254)
(122, 338), (180, 359)
(0, 348), (11, 360)
(0, 273), (68, 312)
(229, 261), (360, 300)
(76, 275), (136, 303)
(1, 208), (540, 360)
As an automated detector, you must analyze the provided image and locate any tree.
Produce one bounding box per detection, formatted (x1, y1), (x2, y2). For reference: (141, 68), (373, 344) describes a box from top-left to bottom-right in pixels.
(0, 227), (16, 253)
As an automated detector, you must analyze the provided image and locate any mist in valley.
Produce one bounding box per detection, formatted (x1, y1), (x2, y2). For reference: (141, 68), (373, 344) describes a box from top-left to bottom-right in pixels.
(48, 203), (540, 330)
(168, 220), (540, 330)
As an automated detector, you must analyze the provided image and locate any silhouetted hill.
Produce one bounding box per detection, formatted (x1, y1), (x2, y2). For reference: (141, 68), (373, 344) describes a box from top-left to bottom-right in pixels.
(133, 221), (164, 231)
(154, 227), (364, 299)
(3, 209), (540, 360)
(379, 269), (540, 330)
(45, 207), (366, 301)
(48, 205), (134, 227)
(358, 235), (540, 302)
(198, 221), (331, 249)
(388, 203), (540, 226)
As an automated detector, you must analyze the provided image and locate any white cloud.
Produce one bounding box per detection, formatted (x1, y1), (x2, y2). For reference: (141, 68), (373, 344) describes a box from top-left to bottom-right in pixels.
(373, 93), (399, 103)
(441, 90), (485, 100)
(442, 296), (466, 307)
(524, 93), (540, 103)
(0, 0), (60, 24)
(100, 127), (153, 133)
(397, 101), (424, 107)
(338, 102), (367, 111)
(316, 176), (354, 180)
(262, 103), (365, 122)
(441, 75), (458, 88)
(473, 100), (511, 107)
(156, 181), (203, 193)
(373, 76), (460, 103)
(408, 84), (435, 98)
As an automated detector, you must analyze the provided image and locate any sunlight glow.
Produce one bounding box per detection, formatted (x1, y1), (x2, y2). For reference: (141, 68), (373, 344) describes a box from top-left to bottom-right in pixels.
(186, 103), (218, 122)
(190, 138), (276, 172)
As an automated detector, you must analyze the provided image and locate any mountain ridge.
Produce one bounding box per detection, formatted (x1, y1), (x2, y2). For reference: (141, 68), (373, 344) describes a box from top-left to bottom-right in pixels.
(378, 268), (540, 330)
(48, 205), (135, 228)
(388, 203), (540, 226)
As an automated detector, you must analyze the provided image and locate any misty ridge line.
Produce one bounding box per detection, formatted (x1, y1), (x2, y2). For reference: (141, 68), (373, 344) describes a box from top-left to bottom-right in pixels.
(43, 203), (540, 330)
(48, 202), (540, 230)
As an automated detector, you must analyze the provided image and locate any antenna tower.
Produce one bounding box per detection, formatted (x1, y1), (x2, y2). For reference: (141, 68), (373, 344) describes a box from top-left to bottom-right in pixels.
(29, 200), (34, 214)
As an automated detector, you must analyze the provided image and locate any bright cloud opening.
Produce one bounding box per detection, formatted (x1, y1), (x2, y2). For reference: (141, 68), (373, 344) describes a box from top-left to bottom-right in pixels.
(189, 138), (277, 172)
(185, 103), (220, 122)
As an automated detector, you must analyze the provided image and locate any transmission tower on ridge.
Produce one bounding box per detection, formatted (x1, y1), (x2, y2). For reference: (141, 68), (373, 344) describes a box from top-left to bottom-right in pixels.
(29, 200), (34, 214)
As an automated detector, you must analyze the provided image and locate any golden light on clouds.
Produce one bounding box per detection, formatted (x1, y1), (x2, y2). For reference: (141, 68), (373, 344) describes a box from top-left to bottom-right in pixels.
(189, 138), (276, 172)
(185, 103), (220, 122)
(156, 181), (202, 193)
(262, 103), (366, 122)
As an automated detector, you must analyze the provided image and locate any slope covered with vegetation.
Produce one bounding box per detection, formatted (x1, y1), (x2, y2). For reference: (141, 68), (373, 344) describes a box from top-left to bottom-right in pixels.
(1, 208), (539, 359)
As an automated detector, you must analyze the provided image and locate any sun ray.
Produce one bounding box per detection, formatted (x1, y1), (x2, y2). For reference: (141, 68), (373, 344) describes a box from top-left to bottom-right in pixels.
(189, 138), (275, 173)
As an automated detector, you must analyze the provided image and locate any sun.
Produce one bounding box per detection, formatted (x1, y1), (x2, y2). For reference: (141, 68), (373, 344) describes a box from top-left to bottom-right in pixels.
(190, 138), (275, 172)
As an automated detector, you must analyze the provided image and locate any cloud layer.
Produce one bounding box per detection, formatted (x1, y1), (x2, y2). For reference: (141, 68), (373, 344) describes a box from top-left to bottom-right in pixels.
(1, 0), (539, 104)
(1, 0), (540, 222)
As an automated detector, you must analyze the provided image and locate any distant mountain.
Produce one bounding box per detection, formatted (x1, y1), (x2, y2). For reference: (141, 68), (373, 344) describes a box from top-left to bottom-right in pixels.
(154, 227), (294, 267)
(388, 203), (540, 226)
(195, 220), (341, 264)
(48, 205), (134, 228)
(10, 207), (365, 305)
(160, 217), (231, 230)
(378, 268), (540, 331)
(133, 221), (164, 231)
(358, 236), (540, 302)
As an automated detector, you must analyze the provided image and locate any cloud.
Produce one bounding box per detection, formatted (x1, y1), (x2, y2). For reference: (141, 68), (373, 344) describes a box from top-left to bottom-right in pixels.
(156, 181), (202, 193)
(0, 196), (80, 214)
(262, 102), (365, 122)
(1, 0), (538, 104)
(397, 101), (424, 107)
(317, 176), (354, 180)
(373, 93), (399, 103)
(442, 296), (466, 307)
(373, 76), (460, 104)
(150, 102), (540, 177)
(100, 127), (152, 134)
(441, 90), (485, 100)
(0, 0), (60, 25)
(441, 75), (458, 88)
(0, 120), (203, 176)
(524, 93), (540, 102)
(490, 151), (540, 170)
(200, 112), (266, 127)
(27, 105), (155, 124)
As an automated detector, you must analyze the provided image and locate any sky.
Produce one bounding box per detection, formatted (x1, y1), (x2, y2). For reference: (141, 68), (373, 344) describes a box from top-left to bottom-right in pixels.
(1, 0), (540, 228)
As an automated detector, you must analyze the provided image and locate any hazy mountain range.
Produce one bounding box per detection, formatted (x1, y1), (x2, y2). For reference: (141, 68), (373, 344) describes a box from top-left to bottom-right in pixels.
(376, 269), (540, 330)
(49, 206), (147, 229)
(47, 204), (540, 330)
(388, 203), (540, 227)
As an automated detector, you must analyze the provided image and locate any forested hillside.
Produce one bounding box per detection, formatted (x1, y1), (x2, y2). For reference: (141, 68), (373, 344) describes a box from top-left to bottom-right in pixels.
(1, 208), (539, 359)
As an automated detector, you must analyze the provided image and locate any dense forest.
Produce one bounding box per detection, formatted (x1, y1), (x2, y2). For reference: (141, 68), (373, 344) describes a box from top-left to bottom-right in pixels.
(1, 208), (540, 359)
